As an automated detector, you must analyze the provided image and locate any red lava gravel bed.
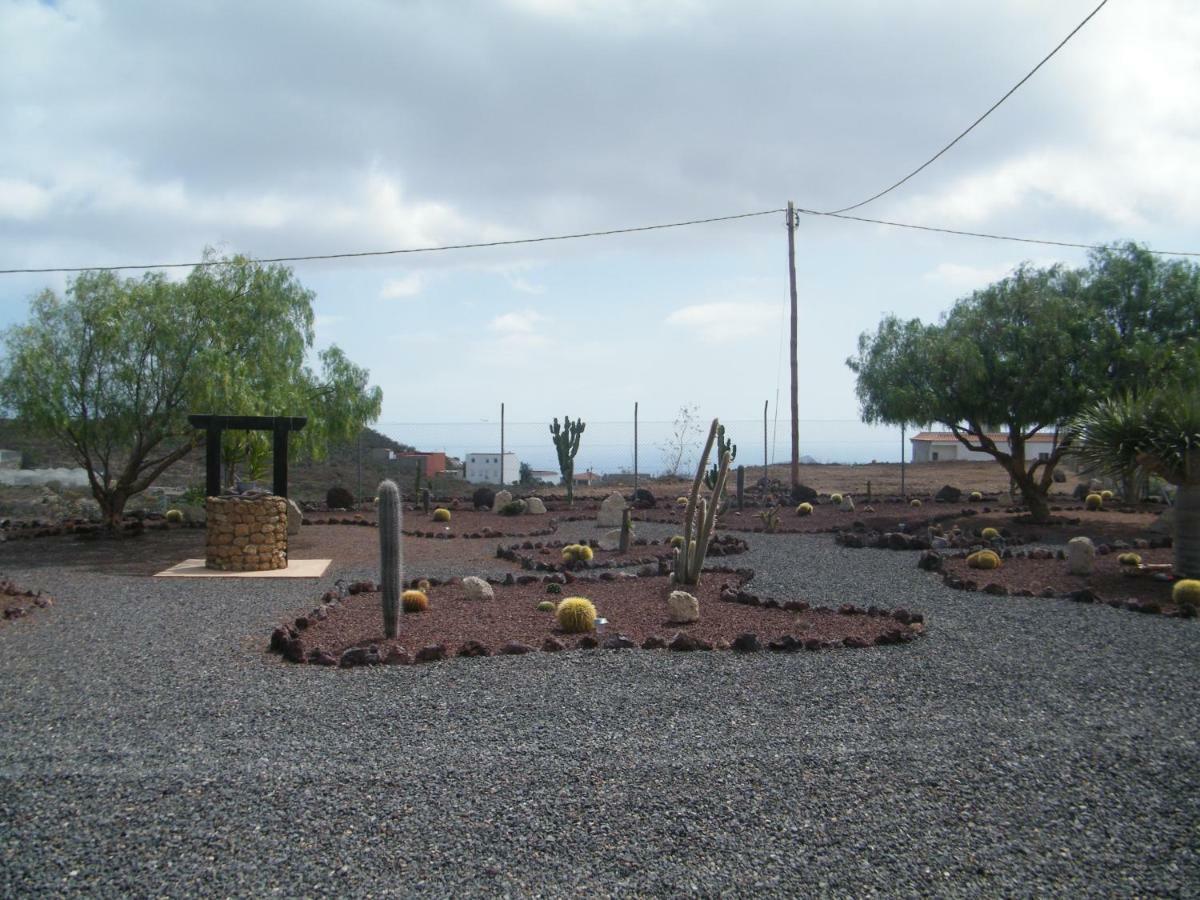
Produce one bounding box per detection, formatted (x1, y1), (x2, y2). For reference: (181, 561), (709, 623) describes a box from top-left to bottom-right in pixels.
(302, 507), (585, 538)
(270, 574), (925, 667)
(934, 546), (1194, 616)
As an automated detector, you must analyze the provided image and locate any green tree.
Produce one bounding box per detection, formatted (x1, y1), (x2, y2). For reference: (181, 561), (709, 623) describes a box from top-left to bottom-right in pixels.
(518, 461), (534, 486)
(1070, 381), (1200, 577)
(848, 264), (1099, 522)
(0, 254), (382, 528)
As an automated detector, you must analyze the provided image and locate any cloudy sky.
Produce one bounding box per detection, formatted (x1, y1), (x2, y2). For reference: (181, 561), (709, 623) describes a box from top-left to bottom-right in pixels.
(2, 0), (1197, 470)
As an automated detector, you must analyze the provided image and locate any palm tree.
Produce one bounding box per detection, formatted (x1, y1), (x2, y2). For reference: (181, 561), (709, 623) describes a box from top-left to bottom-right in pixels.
(1070, 383), (1200, 578)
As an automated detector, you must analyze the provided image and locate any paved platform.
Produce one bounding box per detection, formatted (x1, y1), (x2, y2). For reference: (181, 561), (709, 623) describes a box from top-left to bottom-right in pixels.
(154, 558), (331, 578)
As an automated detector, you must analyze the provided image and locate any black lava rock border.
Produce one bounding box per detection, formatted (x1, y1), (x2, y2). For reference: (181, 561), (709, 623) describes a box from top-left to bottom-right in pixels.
(496, 533), (750, 573)
(0, 575), (55, 622)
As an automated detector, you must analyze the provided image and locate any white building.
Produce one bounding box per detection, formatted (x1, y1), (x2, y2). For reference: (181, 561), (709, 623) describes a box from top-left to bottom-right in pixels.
(465, 452), (520, 485)
(910, 431), (1059, 462)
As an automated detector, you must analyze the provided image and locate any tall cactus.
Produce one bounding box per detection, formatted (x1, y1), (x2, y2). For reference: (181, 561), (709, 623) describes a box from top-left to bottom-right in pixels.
(704, 424), (736, 489)
(674, 418), (732, 586)
(378, 479), (403, 638)
(550, 415), (586, 506)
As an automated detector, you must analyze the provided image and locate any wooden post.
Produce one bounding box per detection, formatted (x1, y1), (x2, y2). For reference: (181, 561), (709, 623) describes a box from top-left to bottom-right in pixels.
(787, 201), (800, 495)
(619, 508), (632, 554)
(272, 420), (289, 498)
(356, 431), (362, 502)
(736, 465), (745, 510)
(205, 426), (222, 498)
(500, 402), (505, 485)
(633, 401), (639, 493)
(762, 399), (769, 494)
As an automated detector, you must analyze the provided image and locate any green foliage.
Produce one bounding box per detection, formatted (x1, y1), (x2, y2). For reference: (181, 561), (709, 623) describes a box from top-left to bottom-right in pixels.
(1085, 493), (1103, 510)
(165, 509), (183, 523)
(401, 589), (428, 612)
(519, 462), (535, 486)
(670, 534), (685, 547)
(1118, 552), (1142, 566)
(0, 253), (382, 527)
(378, 480), (403, 638)
(704, 424), (736, 489)
(1173, 579), (1200, 607)
(796, 502), (813, 516)
(498, 500), (526, 516)
(537, 600), (556, 612)
(674, 421), (733, 588)
(545, 582), (562, 594)
(981, 527), (1000, 541)
(759, 507), (780, 532)
(560, 543), (594, 563)
(556, 596), (597, 633)
(549, 415), (585, 506)
(967, 549), (1001, 570)
(432, 508), (451, 522)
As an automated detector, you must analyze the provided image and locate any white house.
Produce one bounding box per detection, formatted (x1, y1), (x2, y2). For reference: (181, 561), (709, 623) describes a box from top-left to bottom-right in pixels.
(465, 452), (520, 485)
(910, 431), (1059, 462)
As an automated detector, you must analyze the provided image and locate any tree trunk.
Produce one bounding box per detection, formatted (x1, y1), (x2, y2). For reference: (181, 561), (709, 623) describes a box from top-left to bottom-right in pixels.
(1175, 482), (1200, 579)
(98, 489), (128, 532)
(1008, 465), (1051, 523)
(565, 464), (574, 507)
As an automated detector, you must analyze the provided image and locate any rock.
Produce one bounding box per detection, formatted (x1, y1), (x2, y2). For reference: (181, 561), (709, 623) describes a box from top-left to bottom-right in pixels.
(885, 532), (913, 551)
(1067, 536), (1096, 576)
(286, 499), (303, 536)
(308, 649), (338, 666)
(599, 530), (622, 552)
(790, 483), (818, 502)
(641, 635), (668, 650)
(1148, 508), (1175, 536)
(843, 636), (870, 649)
(491, 490), (513, 513)
(1067, 588), (1101, 604)
(457, 640), (492, 657)
(631, 488), (656, 509)
(461, 576), (495, 601)
(1052, 469), (1067, 483)
(668, 632), (711, 652)
(414, 644), (448, 663)
(917, 550), (943, 572)
(1072, 483), (1091, 501)
(935, 485), (962, 503)
(601, 634), (636, 650)
(541, 637), (566, 652)
(499, 640), (536, 655)
(931, 537), (950, 550)
(576, 635), (599, 649)
(667, 590), (700, 623)
(383, 647), (412, 665)
(525, 497), (547, 515)
(472, 487), (495, 510)
(982, 582), (1008, 596)
(767, 635), (801, 652)
(731, 633), (762, 652)
(597, 492), (627, 527)
(339, 645), (383, 667)
(839, 495), (855, 512)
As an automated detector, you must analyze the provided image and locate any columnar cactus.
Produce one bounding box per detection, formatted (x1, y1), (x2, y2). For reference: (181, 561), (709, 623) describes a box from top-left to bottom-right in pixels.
(704, 424), (736, 489)
(674, 418), (732, 586)
(378, 479), (403, 638)
(550, 415), (586, 506)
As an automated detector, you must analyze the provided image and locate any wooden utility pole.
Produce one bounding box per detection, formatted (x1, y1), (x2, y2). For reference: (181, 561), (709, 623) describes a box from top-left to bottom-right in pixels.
(633, 401), (639, 493)
(762, 400), (769, 489)
(500, 402), (505, 485)
(787, 201), (800, 494)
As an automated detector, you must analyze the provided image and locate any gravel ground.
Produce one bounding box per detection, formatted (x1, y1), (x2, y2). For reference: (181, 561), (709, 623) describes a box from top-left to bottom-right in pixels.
(1, 524), (1198, 897)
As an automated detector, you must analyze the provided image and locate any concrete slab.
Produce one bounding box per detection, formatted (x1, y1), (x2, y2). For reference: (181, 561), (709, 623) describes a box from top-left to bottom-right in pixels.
(154, 558), (332, 578)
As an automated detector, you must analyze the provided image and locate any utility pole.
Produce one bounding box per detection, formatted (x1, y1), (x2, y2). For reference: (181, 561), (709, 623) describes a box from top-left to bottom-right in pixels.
(633, 401), (639, 493)
(762, 399), (769, 491)
(500, 402), (505, 485)
(787, 201), (800, 495)
(901, 423), (906, 498)
(356, 431), (363, 501)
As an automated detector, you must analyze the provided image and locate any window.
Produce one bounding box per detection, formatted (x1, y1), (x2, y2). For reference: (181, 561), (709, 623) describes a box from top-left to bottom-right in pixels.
(1038, 451), (1050, 461)
(931, 452), (939, 461)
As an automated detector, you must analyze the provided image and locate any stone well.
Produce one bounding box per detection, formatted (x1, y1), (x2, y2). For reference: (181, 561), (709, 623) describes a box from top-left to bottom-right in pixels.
(205, 494), (289, 571)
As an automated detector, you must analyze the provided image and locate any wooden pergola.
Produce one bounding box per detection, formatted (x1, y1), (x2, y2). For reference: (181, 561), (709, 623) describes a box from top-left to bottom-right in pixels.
(188, 414), (307, 499)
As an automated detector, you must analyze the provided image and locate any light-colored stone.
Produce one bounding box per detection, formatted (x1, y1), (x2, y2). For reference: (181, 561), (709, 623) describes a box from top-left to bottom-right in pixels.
(599, 530), (622, 551)
(597, 492), (627, 527)
(462, 575), (495, 601)
(286, 499), (302, 535)
(667, 590), (699, 623)
(525, 497), (547, 515)
(492, 490), (513, 513)
(1067, 536), (1095, 575)
(840, 495), (855, 512)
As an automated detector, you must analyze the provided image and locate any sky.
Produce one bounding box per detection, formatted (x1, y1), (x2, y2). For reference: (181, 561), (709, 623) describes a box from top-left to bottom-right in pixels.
(1, 0), (1198, 473)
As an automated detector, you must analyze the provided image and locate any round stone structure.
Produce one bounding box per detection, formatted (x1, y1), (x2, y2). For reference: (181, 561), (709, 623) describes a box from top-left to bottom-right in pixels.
(205, 494), (289, 571)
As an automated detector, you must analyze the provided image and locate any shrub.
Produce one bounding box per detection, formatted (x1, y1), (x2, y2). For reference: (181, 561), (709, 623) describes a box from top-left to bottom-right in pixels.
(981, 527), (1000, 541)
(498, 500), (526, 516)
(472, 487), (496, 510)
(967, 549), (1001, 570)
(969, 491), (983, 502)
(1117, 552), (1142, 567)
(759, 507), (780, 533)
(545, 582), (562, 594)
(537, 600), (555, 612)
(432, 508), (451, 522)
(1100, 489), (1114, 502)
(1172, 579), (1200, 607)
(165, 508), (183, 523)
(556, 596), (597, 632)
(910, 498), (922, 508)
(829, 493), (843, 504)
(796, 502), (813, 517)
(669, 535), (685, 548)
(561, 543), (594, 563)
(1085, 493), (1103, 510)
(402, 589), (429, 612)
(326, 486), (355, 510)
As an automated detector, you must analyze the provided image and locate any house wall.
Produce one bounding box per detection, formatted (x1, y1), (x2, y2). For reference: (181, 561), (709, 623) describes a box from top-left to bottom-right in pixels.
(465, 452), (519, 484)
(912, 438), (1056, 462)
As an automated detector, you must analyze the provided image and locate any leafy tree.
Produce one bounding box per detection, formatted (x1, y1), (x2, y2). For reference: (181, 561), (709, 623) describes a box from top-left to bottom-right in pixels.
(518, 461), (535, 486)
(1070, 381), (1200, 577)
(0, 254), (382, 528)
(848, 264), (1100, 522)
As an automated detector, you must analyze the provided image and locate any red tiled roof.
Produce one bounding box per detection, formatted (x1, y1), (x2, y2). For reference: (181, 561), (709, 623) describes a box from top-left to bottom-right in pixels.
(910, 431), (1058, 443)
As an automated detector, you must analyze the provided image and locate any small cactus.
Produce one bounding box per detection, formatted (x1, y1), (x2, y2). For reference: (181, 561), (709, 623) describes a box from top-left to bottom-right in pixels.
(545, 582), (562, 594)
(537, 600), (556, 612)
(498, 500), (526, 516)
(1172, 579), (1200, 607)
(378, 479), (404, 638)
(969, 491), (983, 502)
(967, 549), (1001, 570)
(1085, 493), (1103, 510)
(910, 498), (922, 508)
(556, 596), (597, 633)
(1117, 552), (1142, 567)
(829, 493), (843, 505)
(758, 507), (780, 533)
(402, 589), (429, 612)
(432, 508), (451, 522)
(981, 527), (1000, 541)
(1100, 489), (1114, 501)
(676, 496), (689, 506)
(561, 544), (594, 563)
(796, 502), (813, 517)
(417, 578), (431, 592)
(669, 535), (685, 548)
(165, 508), (183, 523)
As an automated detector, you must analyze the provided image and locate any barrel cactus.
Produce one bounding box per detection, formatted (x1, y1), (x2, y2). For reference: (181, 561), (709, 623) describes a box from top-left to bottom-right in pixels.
(165, 508), (183, 523)
(669, 535), (685, 548)
(561, 544), (594, 563)
(537, 600), (555, 612)
(969, 491), (983, 502)
(378, 479), (404, 638)
(556, 596), (597, 633)
(545, 582), (562, 594)
(796, 502), (813, 517)
(967, 549), (1001, 570)
(433, 507), (451, 522)
(1085, 493), (1103, 510)
(829, 493), (843, 504)
(1117, 552), (1142, 567)
(402, 589), (429, 612)
(1173, 579), (1200, 607)
(910, 498), (922, 508)
(981, 527), (1000, 541)
(1100, 489), (1114, 501)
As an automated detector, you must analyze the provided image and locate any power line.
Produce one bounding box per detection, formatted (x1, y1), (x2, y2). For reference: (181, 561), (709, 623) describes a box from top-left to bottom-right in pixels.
(794, 207), (1200, 258)
(823, 0), (1110, 215)
(0, 208), (785, 275)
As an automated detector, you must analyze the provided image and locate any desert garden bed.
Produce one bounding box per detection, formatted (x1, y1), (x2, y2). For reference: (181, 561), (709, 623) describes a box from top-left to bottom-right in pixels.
(495, 533), (748, 573)
(302, 507), (579, 538)
(269, 571), (926, 667)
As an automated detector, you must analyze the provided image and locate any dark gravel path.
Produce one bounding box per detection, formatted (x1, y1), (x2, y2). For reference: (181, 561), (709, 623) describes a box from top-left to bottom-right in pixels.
(1, 525), (1197, 897)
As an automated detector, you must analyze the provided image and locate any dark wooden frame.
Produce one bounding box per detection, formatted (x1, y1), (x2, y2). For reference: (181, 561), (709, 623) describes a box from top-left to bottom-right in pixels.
(188, 414), (307, 499)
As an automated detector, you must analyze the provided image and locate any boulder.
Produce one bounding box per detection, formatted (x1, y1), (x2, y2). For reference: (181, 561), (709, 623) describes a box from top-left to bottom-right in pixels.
(286, 498), (303, 536)
(461, 576), (495, 601)
(631, 488), (656, 509)
(491, 490), (513, 513)
(934, 485), (962, 503)
(1052, 469), (1067, 483)
(597, 492), (627, 527)
(472, 487), (496, 510)
(1148, 508), (1175, 536)
(525, 497), (547, 515)
(731, 633), (762, 652)
(666, 590), (700, 624)
(326, 486), (354, 510)
(790, 483), (818, 502)
(1067, 536), (1096, 576)
(1073, 483), (1091, 501)
(598, 530), (622, 552)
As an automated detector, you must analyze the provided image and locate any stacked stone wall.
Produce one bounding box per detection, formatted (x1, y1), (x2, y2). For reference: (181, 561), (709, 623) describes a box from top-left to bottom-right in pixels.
(206, 495), (288, 571)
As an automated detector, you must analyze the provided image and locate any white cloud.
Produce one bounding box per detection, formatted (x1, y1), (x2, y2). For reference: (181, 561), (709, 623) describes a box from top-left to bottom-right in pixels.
(380, 273), (425, 299)
(665, 301), (778, 343)
(922, 262), (1016, 291)
(490, 309), (546, 334)
(0, 178), (52, 220)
